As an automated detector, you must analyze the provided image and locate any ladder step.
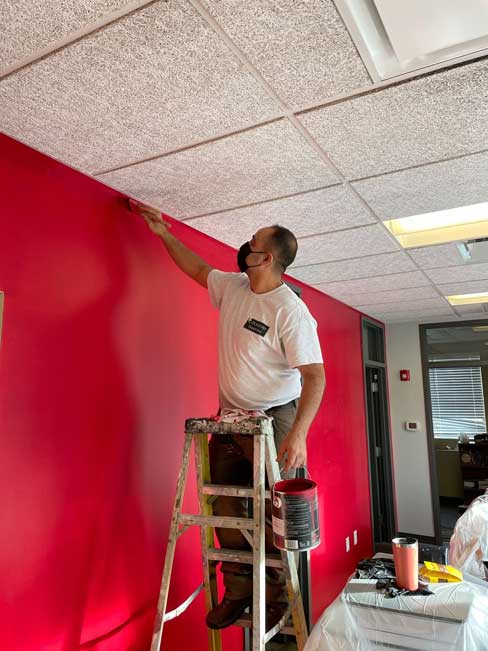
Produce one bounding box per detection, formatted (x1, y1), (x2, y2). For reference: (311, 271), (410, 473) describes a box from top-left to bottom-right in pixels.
(185, 417), (272, 436)
(179, 514), (255, 529)
(234, 613), (295, 638)
(202, 483), (271, 499)
(207, 547), (283, 568)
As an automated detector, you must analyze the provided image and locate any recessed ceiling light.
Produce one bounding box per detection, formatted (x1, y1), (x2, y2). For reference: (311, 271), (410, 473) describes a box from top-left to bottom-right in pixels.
(447, 292), (488, 306)
(384, 202), (488, 248)
(334, 0), (488, 82)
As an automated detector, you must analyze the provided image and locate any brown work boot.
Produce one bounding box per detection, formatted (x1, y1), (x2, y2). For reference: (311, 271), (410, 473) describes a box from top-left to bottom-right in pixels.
(206, 595), (251, 629)
(266, 602), (288, 632)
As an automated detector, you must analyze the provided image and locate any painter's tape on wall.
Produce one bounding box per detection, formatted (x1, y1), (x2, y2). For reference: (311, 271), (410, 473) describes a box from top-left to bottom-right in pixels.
(0, 292), (3, 346)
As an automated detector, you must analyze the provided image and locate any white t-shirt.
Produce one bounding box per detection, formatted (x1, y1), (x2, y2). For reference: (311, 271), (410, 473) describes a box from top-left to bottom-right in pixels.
(207, 270), (323, 410)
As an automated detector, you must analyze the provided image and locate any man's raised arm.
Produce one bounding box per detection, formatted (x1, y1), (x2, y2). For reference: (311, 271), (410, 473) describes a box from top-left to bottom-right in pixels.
(130, 200), (213, 288)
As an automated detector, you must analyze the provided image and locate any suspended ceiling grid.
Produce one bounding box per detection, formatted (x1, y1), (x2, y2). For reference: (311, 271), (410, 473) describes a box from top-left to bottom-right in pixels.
(2, 0), (488, 323)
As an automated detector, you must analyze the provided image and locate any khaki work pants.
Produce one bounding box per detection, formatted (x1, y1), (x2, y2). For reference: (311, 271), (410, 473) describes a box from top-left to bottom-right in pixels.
(208, 399), (298, 604)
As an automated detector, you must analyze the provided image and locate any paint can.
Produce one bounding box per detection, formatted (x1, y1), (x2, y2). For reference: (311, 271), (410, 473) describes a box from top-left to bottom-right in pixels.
(271, 476), (320, 551)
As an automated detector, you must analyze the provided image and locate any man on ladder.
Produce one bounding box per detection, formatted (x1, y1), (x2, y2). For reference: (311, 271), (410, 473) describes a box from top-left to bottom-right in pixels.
(133, 201), (325, 634)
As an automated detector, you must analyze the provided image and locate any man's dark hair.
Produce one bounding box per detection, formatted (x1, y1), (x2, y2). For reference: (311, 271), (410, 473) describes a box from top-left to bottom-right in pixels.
(267, 224), (298, 272)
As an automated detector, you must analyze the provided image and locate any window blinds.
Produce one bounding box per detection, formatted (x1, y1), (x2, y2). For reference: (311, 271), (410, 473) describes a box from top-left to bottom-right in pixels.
(429, 366), (486, 437)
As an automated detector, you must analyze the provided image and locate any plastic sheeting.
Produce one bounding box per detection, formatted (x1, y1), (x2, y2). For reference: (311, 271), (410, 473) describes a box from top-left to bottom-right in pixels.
(305, 568), (488, 650)
(450, 490), (488, 580)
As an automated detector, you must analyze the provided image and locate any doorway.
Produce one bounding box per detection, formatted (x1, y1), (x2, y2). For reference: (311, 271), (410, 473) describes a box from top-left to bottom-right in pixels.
(420, 320), (488, 544)
(362, 318), (396, 545)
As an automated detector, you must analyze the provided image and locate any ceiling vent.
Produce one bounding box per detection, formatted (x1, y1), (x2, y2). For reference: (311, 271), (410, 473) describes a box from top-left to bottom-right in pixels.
(457, 238), (488, 264)
(334, 0), (488, 81)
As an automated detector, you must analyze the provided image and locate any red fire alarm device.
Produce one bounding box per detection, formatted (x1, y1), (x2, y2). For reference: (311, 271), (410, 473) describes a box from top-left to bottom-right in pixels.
(400, 370), (410, 382)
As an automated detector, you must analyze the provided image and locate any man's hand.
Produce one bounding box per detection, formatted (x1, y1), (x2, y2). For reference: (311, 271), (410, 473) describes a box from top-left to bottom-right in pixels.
(130, 199), (172, 239)
(128, 198), (213, 288)
(277, 431), (307, 472)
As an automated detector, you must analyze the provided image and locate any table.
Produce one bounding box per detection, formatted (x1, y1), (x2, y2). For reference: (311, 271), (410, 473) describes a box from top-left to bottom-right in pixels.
(305, 556), (488, 650)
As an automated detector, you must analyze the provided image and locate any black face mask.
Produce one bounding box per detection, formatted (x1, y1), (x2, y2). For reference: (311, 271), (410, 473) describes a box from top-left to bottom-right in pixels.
(237, 241), (268, 272)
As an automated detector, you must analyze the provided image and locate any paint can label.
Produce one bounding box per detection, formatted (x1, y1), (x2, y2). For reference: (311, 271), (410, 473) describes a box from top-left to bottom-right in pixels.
(272, 481), (320, 551)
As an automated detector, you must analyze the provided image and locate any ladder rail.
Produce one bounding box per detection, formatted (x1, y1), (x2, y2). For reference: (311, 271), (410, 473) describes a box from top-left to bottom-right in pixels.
(195, 433), (222, 651)
(265, 435), (309, 651)
(252, 432), (267, 650)
(151, 431), (193, 651)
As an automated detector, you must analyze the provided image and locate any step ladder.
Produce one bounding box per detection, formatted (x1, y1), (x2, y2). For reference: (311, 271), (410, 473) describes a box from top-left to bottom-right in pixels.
(150, 416), (309, 651)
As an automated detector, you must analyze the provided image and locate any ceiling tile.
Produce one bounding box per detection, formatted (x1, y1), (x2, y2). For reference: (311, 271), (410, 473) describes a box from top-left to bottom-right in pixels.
(370, 306), (454, 319)
(0, 0), (132, 69)
(374, 305), (456, 319)
(287, 251), (416, 284)
(100, 121), (337, 218)
(455, 304), (488, 315)
(291, 224), (398, 266)
(203, 0), (371, 110)
(349, 287), (442, 307)
(408, 244), (462, 269)
(412, 313), (488, 324)
(437, 280), (488, 296)
(355, 297), (450, 314)
(425, 263), (488, 285)
(299, 59), (488, 179)
(0, 1), (281, 172)
(315, 270), (430, 296)
(379, 310), (455, 323)
(352, 151), (488, 220)
(185, 184), (375, 246)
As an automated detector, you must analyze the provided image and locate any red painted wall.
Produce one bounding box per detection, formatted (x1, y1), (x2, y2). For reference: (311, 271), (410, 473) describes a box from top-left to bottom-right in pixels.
(296, 285), (374, 619)
(0, 134), (372, 650)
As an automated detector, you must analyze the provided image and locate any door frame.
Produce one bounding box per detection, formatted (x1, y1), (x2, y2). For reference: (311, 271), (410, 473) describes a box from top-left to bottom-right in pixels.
(362, 317), (397, 544)
(419, 318), (488, 545)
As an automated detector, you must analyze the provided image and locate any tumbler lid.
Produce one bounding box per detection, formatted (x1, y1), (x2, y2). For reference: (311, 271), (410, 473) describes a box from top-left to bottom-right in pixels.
(392, 537), (417, 547)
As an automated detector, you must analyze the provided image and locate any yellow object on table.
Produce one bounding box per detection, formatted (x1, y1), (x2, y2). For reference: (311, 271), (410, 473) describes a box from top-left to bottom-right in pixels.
(420, 561), (463, 583)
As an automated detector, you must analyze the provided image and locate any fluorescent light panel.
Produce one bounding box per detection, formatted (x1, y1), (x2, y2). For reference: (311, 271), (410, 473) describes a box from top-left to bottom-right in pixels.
(473, 326), (488, 331)
(447, 292), (488, 306)
(334, 0), (488, 82)
(384, 202), (488, 248)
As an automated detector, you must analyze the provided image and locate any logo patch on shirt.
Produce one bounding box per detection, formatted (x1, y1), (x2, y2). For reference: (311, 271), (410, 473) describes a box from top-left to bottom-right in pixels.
(243, 318), (269, 337)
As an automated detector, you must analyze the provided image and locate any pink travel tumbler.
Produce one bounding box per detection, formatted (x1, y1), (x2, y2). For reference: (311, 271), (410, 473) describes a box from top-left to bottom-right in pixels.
(392, 537), (419, 591)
